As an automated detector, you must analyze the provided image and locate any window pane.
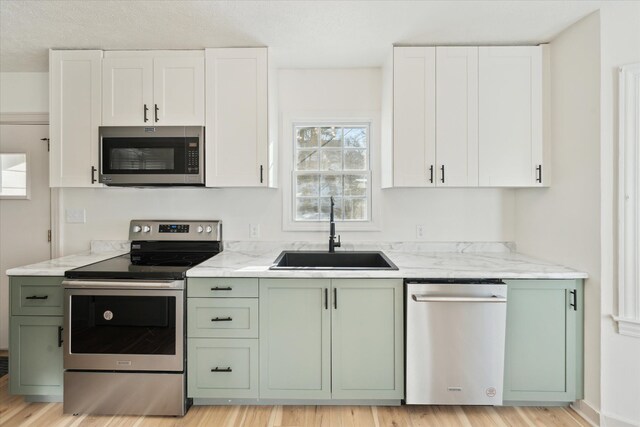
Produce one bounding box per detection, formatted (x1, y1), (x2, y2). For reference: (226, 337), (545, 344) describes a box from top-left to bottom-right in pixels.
(296, 127), (318, 148)
(0, 153), (27, 197)
(296, 174), (319, 196)
(296, 198), (319, 220)
(320, 197), (343, 221)
(320, 127), (342, 148)
(343, 127), (367, 148)
(320, 175), (343, 197)
(296, 150), (319, 170)
(344, 149), (366, 171)
(344, 198), (367, 220)
(344, 174), (367, 197)
(320, 150), (342, 171)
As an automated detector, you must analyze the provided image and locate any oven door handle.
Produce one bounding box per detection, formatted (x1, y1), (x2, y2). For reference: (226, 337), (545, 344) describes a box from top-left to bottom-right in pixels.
(62, 279), (181, 289)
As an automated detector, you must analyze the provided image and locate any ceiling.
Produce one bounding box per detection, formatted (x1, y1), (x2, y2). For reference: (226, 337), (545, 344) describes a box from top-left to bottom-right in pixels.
(0, 0), (603, 72)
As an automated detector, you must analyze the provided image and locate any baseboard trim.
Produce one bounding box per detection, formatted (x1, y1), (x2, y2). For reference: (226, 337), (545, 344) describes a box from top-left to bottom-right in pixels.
(571, 400), (600, 426)
(601, 413), (640, 427)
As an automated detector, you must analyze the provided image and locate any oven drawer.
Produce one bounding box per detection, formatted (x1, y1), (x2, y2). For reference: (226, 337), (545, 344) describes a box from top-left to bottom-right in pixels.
(188, 338), (258, 398)
(11, 277), (64, 316)
(187, 278), (258, 298)
(188, 298), (258, 338)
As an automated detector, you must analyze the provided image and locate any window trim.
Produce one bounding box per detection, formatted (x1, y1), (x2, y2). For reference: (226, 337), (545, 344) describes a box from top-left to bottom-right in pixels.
(282, 112), (382, 232)
(615, 63), (640, 338)
(0, 151), (30, 200)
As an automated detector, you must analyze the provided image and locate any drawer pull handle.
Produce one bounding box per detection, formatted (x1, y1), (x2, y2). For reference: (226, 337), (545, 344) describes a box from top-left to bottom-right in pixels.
(211, 287), (232, 291)
(25, 295), (49, 300)
(211, 367), (232, 372)
(211, 317), (233, 322)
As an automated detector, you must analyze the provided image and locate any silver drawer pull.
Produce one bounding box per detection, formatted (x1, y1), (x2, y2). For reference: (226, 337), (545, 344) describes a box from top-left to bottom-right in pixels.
(211, 317), (233, 322)
(211, 367), (232, 373)
(412, 295), (506, 303)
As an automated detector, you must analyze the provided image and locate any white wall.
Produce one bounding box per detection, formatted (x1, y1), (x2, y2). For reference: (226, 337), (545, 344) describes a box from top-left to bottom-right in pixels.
(599, 3), (640, 427)
(514, 11), (602, 416)
(0, 72), (48, 113)
(57, 68), (515, 254)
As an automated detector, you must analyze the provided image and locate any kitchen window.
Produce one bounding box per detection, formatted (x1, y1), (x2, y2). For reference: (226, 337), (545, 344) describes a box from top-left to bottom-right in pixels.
(293, 124), (371, 222)
(616, 63), (640, 338)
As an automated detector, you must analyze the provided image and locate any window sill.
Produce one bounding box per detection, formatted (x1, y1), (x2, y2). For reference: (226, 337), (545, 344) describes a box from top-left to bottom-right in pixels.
(612, 316), (640, 338)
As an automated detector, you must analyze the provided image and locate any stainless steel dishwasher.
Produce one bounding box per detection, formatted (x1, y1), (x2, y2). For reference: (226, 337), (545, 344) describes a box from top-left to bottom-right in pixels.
(406, 279), (508, 405)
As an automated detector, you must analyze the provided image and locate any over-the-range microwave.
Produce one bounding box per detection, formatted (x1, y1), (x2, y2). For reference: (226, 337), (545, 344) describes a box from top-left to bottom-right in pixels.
(99, 126), (204, 186)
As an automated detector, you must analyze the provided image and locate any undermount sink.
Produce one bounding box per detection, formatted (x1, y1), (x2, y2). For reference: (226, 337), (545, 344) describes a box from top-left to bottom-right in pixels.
(270, 251), (399, 270)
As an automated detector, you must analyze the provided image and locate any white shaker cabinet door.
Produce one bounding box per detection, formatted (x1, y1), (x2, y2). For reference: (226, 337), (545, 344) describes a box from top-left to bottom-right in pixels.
(478, 46), (543, 187)
(153, 56), (204, 125)
(393, 47), (436, 187)
(102, 57), (153, 126)
(436, 47), (479, 187)
(205, 48), (268, 187)
(49, 50), (103, 187)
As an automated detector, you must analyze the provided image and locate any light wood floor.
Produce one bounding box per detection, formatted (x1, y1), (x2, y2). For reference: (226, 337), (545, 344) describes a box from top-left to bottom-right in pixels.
(0, 375), (591, 427)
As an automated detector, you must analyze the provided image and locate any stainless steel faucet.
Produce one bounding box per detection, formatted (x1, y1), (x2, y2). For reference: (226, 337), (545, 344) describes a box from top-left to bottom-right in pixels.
(329, 196), (341, 253)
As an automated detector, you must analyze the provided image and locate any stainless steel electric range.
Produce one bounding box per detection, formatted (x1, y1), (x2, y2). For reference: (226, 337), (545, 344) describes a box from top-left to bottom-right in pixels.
(62, 220), (222, 417)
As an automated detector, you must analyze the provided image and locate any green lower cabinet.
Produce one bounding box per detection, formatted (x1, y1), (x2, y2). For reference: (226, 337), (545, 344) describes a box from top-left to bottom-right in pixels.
(9, 316), (64, 396)
(188, 338), (258, 398)
(503, 279), (584, 403)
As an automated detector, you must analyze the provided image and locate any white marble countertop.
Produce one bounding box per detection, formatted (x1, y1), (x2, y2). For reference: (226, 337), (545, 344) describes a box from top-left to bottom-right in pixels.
(187, 241), (588, 279)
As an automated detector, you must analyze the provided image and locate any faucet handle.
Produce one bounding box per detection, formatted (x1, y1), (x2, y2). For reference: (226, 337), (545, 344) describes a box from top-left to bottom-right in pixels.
(335, 235), (341, 248)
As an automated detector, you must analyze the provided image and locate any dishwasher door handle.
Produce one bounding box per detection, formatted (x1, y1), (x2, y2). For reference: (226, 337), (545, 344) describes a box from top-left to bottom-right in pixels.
(412, 295), (506, 303)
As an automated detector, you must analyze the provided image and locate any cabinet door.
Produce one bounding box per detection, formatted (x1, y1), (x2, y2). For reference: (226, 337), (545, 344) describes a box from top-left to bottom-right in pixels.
(205, 48), (268, 187)
(331, 279), (404, 400)
(478, 46), (543, 187)
(49, 50), (102, 187)
(9, 316), (63, 396)
(153, 56), (204, 125)
(436, 47), (479, 187)
(259, 279), (331, 399)
(102, 57), (153, 126)
(393, 47), (436, 187)
(503, 280), (581, 402)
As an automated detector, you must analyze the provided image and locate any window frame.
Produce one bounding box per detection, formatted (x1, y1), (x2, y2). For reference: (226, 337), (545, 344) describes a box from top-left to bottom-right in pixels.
(0, 151), (30, 200)
(615, 63), (640, 338)
(282, 112), (382, 232)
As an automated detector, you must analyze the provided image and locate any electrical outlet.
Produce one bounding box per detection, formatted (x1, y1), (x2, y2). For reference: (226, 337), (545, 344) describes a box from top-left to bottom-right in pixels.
(416, 225), (426, 239)
(249, 224), (260, 239)
(66, 208), (86, 224)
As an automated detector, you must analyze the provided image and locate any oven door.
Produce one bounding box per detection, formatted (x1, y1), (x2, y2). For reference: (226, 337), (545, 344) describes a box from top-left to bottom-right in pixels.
(64, 288), (184, 372)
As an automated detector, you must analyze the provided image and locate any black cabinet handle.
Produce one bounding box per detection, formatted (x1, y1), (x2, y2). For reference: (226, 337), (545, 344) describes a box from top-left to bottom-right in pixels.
(154, 104), (159, 122)
(58, 326), (63, 347)
(333, 288), (337, 309)
(211, 367), (232, 373)
(210, 287), (232, 291)
(25, 295), (48, 300)
(211, 317), (233, 322)
(260, 165), (264, 183)
(144, 104), (149, 122)
(91, 166), (97, 184)
(429, 165), (434, 183)
(569, 289), (577, 311)
(440, 165), (445, 183)
(324, 288), (328, 310)
(536, 165), (542, 183)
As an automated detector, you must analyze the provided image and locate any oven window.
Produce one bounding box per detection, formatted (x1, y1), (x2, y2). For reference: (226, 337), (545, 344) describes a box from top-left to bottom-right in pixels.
(70, 295), (176, 355)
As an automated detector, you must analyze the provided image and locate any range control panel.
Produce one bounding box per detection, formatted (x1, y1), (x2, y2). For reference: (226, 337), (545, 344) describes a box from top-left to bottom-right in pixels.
(129, 220), (221, 241)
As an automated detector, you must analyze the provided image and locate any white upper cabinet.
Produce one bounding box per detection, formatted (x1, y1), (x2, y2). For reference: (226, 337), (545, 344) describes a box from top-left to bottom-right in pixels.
(478, 46), (544, 187)
(436, 47), (479, 187)
(393, 47), (436, 187)
(49, 50), (103, 187)
(102, 51), (204, 126)
(205, 48), (268, 187)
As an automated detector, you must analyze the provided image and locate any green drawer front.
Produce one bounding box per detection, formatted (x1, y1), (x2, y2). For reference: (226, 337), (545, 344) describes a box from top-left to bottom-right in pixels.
(187, 278), (258, 298)
(188, 338), (258, 398)
(188, 298), (258, 338)
(11, 277), (64, 316)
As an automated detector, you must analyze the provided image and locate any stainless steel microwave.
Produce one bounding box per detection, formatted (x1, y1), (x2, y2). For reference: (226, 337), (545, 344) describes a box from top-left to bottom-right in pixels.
(99, 126), (204, 186)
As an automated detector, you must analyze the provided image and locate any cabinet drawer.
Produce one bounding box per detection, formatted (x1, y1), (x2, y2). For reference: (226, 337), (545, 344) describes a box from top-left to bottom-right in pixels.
(188, 298), (258, 338)
(10, 277), (64, 316)
(188, 338), (258, 398)
(187, 278), (258, 298)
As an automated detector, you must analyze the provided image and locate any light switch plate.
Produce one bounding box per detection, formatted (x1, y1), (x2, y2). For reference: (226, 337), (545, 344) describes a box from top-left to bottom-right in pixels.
(65, 208), (86, 224)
